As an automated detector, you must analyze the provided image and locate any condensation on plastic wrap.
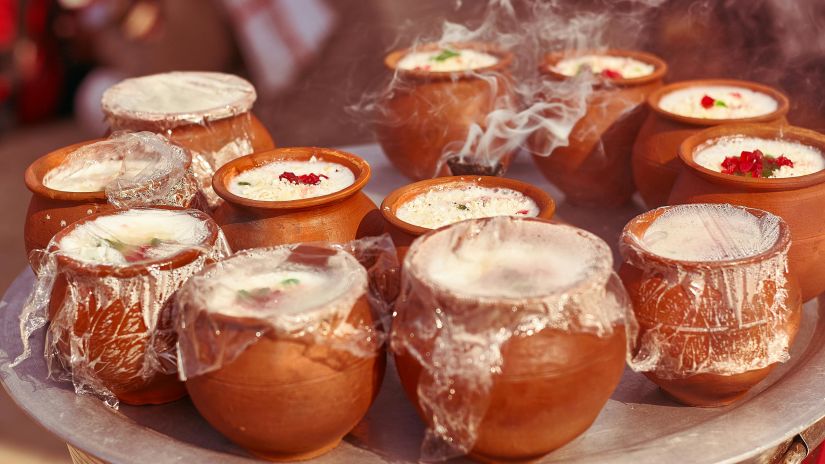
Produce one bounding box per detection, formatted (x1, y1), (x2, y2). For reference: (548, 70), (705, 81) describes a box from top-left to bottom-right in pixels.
(390, 216), (634, 461)
(620, 204), (798, 380)
(101, 72), (263, 207)
(13, 208), (231, 408)
(172, 234), (399, 381)
(46, 131), (205, 210)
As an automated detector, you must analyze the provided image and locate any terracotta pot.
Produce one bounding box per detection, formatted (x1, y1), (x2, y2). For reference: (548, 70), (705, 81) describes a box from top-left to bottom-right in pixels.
(47, 207), (221, 405)
(179, 246), (386, 461)
(392, 217), (628, 461)
(632, 79), (789, 208)
(619, 205), (802, 406)
(375, 43), (518, 180)
(669, 124), (825, 301)
(24, 140), (204, 264)
(380, 176), (555, 262)
(212, 147), (384, 251)
(530, 49), (667, 207)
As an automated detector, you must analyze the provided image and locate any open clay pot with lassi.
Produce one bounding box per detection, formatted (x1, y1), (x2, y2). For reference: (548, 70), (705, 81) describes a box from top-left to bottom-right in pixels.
(668, 124), (825, 301)
(375, 43), (518, 180)
(212, 147), (384, 251)
(381, 176), (555, 261)
(529, 49), (667, 207)
(102, 71), (275, 206)
(24, 207), (229, 406)
(632, 79), (789, 208)
(175, 243), (389, 461)
(621, 204), (802, 406)
(392, 216), (630, 462)
(24, 132), (205, 263)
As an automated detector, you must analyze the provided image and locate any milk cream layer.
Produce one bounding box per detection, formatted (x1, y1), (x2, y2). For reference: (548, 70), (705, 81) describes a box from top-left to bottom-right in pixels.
(397, 49), (499, 72)
(659, 85), (778, 119)
(694, 136), (825, 178)
(44, 158), (155, 192)
(554, 54), (655, 79)
(229, 157), (355, 201)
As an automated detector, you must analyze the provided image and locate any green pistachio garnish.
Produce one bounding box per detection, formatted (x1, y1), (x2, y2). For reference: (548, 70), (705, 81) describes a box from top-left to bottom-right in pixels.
(237, 181), (251, 186)
(432, 49), (461, 62)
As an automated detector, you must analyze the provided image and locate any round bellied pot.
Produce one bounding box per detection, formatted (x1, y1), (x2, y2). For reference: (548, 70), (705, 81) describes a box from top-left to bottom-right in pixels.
(24, 133), (204, 263)
(101, 71), (276, 205)
(381, 175), (555, 262)
(175, 245), (386, 461)
(375, 43), (518, 180)
(212, 147), (384, 251)
(668, 123), (825, 301)
(619, 204), (802, 406)
(392, 216), (629, 462)
(529, 49), (667, 207)
(632, 79), (789, 208)
(45, 207), (226, 405)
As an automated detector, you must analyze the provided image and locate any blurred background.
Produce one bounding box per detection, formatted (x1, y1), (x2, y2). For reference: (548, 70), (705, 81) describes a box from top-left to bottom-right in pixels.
(1, 0), (824, 462)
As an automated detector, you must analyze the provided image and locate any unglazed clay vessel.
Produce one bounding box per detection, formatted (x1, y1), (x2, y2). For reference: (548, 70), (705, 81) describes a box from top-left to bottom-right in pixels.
(392, 217), (628, 461)
(619, 205), (802, 406)
(212, 147), (384, 251)
(178, 245), (386, 461)
(381, 176), (555, 262)
(24, 139), (203, 263)
(669, 124), (825, 301)
(48, 207), (221, 405)
(375, 43), (518, 180)
(530, 49), (667, 207)
(632, 79), (789, 208)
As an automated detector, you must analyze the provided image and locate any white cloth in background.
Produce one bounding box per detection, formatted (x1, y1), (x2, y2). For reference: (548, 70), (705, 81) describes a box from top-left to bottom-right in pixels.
(223, 0), (337, 98)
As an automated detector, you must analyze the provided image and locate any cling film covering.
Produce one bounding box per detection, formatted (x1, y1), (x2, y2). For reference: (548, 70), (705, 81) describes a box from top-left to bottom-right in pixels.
(390, 216), (633, 460)
(101, 72), (263, 207)
(173, 235), (399, 381)
(43, 131), (204, 210)
(13, 208), (230, 408)
(621, 204), (798, 379)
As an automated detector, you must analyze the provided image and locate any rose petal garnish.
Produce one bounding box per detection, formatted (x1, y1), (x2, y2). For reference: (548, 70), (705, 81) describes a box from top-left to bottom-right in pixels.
(279, 172), (330, 185)
(701, 95), (716, 109)
(600, 68), (622, 79)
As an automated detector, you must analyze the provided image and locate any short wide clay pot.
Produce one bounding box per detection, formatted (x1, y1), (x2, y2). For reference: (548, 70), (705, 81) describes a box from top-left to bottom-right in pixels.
(392, 217), (628, 461)
(632, 79), (789, 208)
(47, 207), (223, 405)
(375, 43), (518, 180)
(380, 176), (556, 261)
(669, 124), (825, 301)
(530, 49), (667, 207)
(177, 245), (386, 461)
(619, 205), (802, 406)
(212, 147), (384, 251)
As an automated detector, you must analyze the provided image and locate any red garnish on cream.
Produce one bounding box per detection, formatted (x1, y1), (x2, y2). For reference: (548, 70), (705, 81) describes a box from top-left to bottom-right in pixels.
(701, 95), (716, 109)
(516, 210), (529, 215)
(600, 68), (622, 79)
(720, 150), (794, 178)
(279, 172), (330, 185)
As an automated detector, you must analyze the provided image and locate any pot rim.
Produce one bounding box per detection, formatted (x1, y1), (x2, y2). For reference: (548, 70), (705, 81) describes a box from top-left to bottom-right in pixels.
(25, 137), (195, 202)
(677, 123), (825, 191)
(380, 175), (556, 237)
(620, 204), (792, 269)
(50, 206), (220, 279)
(647, 78), (790, 126)
(539, 48), (668, 88)
(383, 41), (514, 81)
(212, 147), (372, 211)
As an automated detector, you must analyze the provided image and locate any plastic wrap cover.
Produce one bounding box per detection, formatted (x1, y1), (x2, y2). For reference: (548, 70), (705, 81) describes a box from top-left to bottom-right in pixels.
(101, 72), (259, 207)
(391, 216), (633, 461)
(45, 131), (203, 209)
(13, 208), (230, 408)
(621, 204), (795, 379)
(173, 234), (399, 381)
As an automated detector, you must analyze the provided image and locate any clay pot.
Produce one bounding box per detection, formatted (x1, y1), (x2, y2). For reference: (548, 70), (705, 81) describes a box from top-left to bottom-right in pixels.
(669, 124), (825, 301)
(47, 207), (221, 405)
(530, 49), (667, 207)
(392, 217), (627, 461)
(375, 43), (518, 180)
(24, 140), (203, 263)
(632, 79), (789, 208)
(619, 205), (802, 406)
(212, 147), (384, 251)
(380, 176), (556, 262)
(180, 246), (386, 461)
